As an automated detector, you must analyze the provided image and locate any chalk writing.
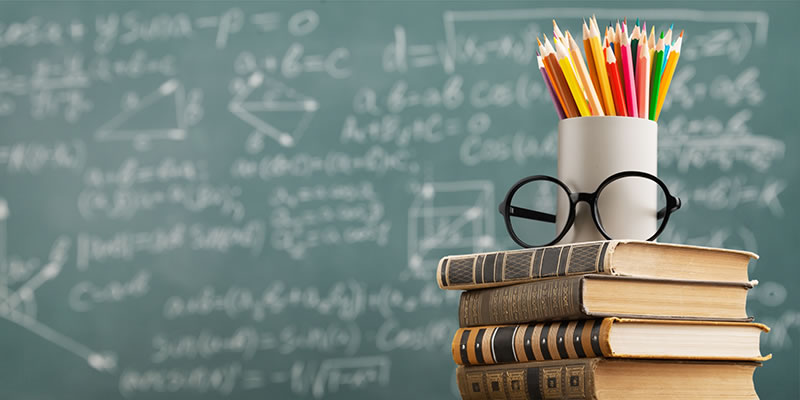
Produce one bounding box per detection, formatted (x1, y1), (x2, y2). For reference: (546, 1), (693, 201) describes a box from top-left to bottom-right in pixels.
(76, 220), (265, 269)
(78, 183), (245, 221)
(163, 281), (458, 322)
(0, 140), (85, 174)
(69, 270), (151, 312)
(230, 146), (417, 181)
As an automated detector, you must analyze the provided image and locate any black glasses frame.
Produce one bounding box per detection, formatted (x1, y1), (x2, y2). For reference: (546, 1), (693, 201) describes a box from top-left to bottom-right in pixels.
(498, 170), (682, 248)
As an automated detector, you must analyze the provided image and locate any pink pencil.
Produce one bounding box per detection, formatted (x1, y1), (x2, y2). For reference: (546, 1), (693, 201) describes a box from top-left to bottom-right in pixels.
(620, 22), (638, 118)
(636, 34), (650, 118)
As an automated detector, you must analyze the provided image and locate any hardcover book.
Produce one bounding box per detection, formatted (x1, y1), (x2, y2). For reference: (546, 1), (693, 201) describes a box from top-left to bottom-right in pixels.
(451, 318), (770, 366)
(456, 358), (761, 400)
(437, 240), (756, 290)
(458, 274), (754, 327)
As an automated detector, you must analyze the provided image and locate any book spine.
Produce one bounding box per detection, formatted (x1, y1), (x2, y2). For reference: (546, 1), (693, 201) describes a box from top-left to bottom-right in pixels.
(452, 319), (606, 366)
(456, 358), (599, 400)
(459, 276), (586, 327)
(437, 241), (614, 290)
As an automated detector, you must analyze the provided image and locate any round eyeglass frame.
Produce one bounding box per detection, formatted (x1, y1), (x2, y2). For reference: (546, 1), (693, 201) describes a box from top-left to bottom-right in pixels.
(499, 170), (682, 248)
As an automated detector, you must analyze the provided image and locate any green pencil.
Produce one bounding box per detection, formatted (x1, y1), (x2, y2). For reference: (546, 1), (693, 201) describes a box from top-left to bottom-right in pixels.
(649, 33), (665, 120)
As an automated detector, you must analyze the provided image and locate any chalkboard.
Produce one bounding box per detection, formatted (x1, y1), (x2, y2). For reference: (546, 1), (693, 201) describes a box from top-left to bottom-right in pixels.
(0, 1), (798, 399)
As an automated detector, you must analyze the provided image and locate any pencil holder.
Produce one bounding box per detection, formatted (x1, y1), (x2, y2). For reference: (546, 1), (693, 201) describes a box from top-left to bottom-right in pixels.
(556, 116), (658, 244)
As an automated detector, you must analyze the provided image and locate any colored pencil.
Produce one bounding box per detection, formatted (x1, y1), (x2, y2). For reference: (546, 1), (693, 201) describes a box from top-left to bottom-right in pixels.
(543, 35), (579, 118)
(582, 20), (606, 113)
(568, 31), (604, 116)
(534, 17), (684, 121)
(537, 38), (567, 114)
(620, 22), (638, 118)
(590, 16), (616, 115)
(655, 31), (683, 121)
(662, 24), (673, 75)
(649, 34), (665, 120)
(648, 26), (656, 74)
(538, 55), (566, 119)
(615, 21), (624, 80)
(636, 34), (651, 119)
(555, 38), (591, 116)
(630, 23), (640, 72)
(553, 19), (566, 43)
(605, 46), (628, 116)
(563, 30), (587, 95)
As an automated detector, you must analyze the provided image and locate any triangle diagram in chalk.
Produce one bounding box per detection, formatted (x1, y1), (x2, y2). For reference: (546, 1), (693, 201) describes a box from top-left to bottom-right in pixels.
(229, 73), (318, 148)
(96, 79), (186, 142)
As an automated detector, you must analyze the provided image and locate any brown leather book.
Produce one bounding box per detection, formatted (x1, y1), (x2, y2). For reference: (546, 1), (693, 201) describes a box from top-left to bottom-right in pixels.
(437, 240), (756, 290)
(457, 358), (761, 400)
(458, 274), (754, 327)
(451, 318), (770, 366)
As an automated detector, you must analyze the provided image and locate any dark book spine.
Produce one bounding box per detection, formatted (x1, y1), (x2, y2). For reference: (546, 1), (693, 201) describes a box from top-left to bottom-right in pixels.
(456, 358), (598, 400)
(459, 276), (586, 327)
(452, 319), (605, 366)
(438, 241), (611, 290)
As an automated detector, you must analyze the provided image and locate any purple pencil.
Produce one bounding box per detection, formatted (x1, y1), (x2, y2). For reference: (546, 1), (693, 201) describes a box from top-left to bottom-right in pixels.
(538, 55), (566, 119)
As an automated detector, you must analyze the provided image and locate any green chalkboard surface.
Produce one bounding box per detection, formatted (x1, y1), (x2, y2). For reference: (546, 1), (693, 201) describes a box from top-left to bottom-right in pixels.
(0, 1), (798, 399)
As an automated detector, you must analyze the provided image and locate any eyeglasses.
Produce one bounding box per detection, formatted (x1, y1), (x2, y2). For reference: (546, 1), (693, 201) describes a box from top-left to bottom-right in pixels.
(498, 171), (681, 248)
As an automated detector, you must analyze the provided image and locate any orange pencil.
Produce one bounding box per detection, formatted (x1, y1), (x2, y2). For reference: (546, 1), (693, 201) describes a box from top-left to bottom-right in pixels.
(568, 31), (603, 115)
(582, 20), (605, 111)
(590, 16), (615, 115)
(605, 46), (627, 117)
(537, 38), (567, 114)
(543, 35), (579, 118)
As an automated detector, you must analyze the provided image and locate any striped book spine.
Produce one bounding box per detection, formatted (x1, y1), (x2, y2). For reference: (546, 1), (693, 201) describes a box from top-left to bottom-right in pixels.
(438, 241), (612, 290)
(452, 320), (606, 366)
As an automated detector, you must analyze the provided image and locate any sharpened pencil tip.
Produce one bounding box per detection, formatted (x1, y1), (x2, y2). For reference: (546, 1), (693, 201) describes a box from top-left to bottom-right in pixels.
(680, 30), (684, 37)
(636, 18), (639, 26)
(669, 23), (674, 30)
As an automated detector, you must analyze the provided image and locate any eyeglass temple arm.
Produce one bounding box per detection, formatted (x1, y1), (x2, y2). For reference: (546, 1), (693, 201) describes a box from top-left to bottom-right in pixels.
(657, 197), (682, 220)
(498, 201), (557, 223)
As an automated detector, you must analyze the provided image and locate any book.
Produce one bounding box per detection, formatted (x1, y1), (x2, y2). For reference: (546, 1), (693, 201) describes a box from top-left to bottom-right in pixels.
(456, 358), (760, 400)
(458, 274), (754, 327)
(451, 318), (770, 366)
(437, 240), (756, 290)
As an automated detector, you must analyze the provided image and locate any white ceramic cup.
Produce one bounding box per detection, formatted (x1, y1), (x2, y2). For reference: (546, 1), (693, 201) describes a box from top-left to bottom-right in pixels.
(556, 116), (658, 244)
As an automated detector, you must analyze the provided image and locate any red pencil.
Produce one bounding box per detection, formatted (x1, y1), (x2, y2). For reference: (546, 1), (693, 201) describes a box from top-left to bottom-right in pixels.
(604, 46), (628, 117)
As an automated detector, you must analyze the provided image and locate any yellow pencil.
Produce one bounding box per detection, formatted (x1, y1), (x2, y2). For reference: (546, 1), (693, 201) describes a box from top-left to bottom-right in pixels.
(554, 38), (591, 116)
(590, 16), (616, 115)
(654, 32), (683, 121)
(567, 31), (603, 115)
(648, 26), (656, 72)
(563, 30), (587, 95)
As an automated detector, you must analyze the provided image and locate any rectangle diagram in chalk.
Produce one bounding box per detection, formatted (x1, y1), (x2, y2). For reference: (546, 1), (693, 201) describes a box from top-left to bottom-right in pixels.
(408, 181), (494, 279)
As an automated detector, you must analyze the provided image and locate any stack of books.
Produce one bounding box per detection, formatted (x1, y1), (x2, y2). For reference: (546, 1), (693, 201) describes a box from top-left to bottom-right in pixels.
(436, 240), (770, 399)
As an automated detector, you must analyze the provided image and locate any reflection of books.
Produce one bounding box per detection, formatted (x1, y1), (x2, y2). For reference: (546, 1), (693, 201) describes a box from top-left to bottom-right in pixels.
(457, 358), (761, 400)
(458, 275), (754, 327)
(437, 240), (756, 290)
(452, 318), (769, 366)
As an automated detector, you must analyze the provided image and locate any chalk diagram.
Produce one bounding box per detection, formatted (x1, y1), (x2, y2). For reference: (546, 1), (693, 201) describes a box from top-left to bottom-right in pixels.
(229, 72), (318, 151)
(407, 181), (495, 279)
(0, 198), (116, 372)
(96, 79), (203, 151)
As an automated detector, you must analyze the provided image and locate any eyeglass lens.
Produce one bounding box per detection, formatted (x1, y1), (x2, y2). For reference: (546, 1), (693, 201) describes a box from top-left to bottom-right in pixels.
(508, 179), (570, 247)
(595, 175), (668, 239)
